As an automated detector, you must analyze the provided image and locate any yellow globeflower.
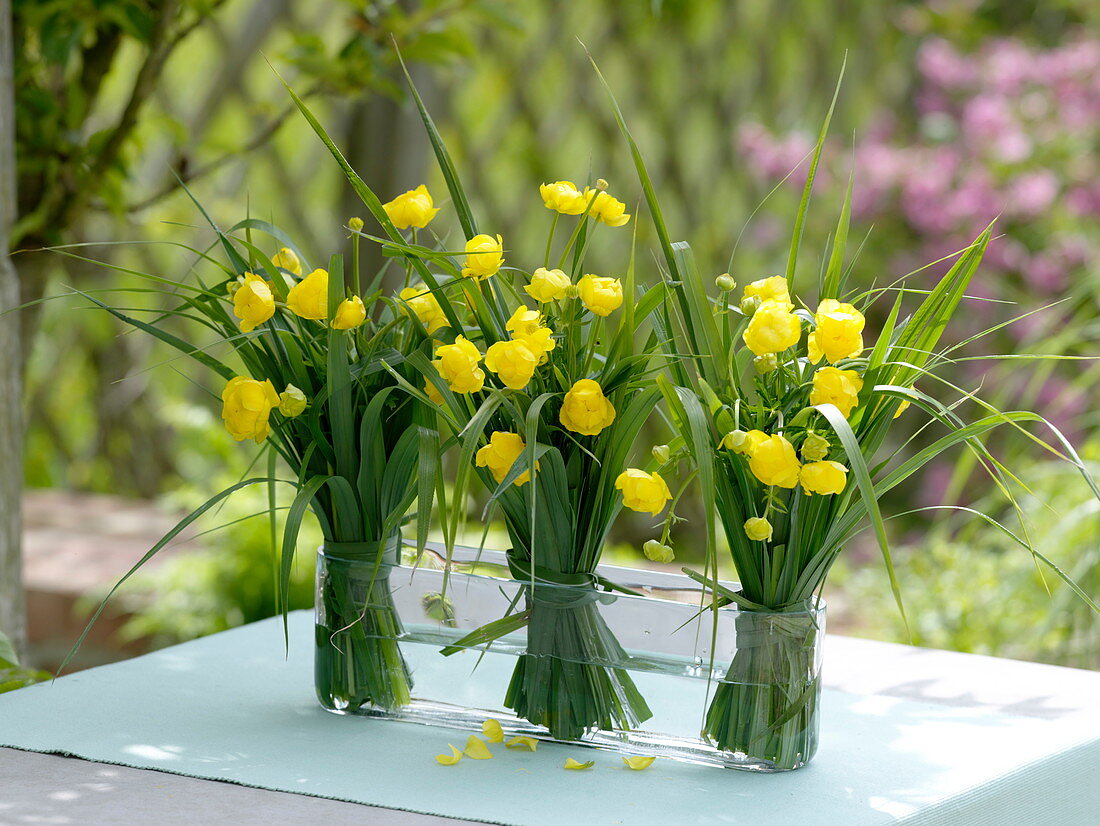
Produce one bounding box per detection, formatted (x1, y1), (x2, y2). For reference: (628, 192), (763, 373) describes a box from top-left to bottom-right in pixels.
(399, 285), (447, 334)
(559, 378), (616, 436)
(525, 267), (572, 302)
(583, 188), (631, 227)
(461, 234), (505, 280)
(432, 335), (485, 394)
(505, 306), (543, 338)
(277, 384), (307, 418)
(286, 268), (329, 320)
(577, 274), (623, 317)
(271, 247), (302, 276)
(424, 380), (444, 406)
(615, 469), (673, 516)
(743, 517), (773, 542)
(808, 299), (865, 364)
(332, 296), (366, 330)
(232, 273), (275, 332)
(742, 276), (793, 310)
(810, 366), (864, 418)
(476, 431), (536, 486)
(748, 434), (801, 488)
(800, 461), (849, 495)
(742, 300), (802, 356)
(539, 180), (588, 215)
(221, 377), (281, 443)
(515, 326), (556, 363)
(383, 184), (440, 230)
(722, 428), (768, 456)
(484, 339), (540, 390)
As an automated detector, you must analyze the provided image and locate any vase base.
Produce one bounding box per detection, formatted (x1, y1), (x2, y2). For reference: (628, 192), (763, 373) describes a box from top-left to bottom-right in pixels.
(322, 696), (807, 771)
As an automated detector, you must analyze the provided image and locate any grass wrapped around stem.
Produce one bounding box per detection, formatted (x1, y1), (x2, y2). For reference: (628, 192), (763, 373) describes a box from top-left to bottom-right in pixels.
(314, 541), (412, 711)
(504, 584), (652, 741)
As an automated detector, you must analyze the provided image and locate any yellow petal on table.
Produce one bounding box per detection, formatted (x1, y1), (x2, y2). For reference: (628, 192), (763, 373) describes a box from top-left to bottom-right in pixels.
(564, 758), (595, 770)
(481, 720), (505, 743)
(435, 745), (463, 766)
(505, 736), (538, 752)
(622, 756), (656, 771)
(463, 735), (493, 760)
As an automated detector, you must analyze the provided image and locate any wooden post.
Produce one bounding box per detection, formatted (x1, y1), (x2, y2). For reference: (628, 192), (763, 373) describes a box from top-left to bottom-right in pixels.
(0, 0), (24, 659)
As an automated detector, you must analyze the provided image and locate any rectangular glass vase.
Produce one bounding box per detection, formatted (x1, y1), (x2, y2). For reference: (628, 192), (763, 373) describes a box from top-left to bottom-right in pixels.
(314, 543), (824, 772)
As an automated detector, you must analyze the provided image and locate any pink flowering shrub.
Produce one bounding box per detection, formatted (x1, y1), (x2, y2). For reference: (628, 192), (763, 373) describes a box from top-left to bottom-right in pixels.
(739, 36), (1100, 340)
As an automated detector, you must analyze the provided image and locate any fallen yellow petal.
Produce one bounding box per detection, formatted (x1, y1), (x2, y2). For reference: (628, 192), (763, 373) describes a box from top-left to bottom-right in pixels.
(622, 755), (656, 770)
(463, 735), (493, 760)
(564, 757), (595, 770)
(505, 736), (538, 751)
(436, 745), (462, 765)
(482, 719), (504, 743)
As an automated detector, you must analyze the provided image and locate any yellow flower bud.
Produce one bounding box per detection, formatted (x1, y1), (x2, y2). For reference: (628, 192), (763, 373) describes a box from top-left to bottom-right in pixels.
(232, 272), (275, 332)
(810, 366), (864, 418)
(221, 376), (281, 443)
(484, 339), (540, 390)
(748, 434), (801, 488)
(461, 234), (505, 280)
(432, 335), (485, 394)
(559, 378), (616, 436)
(716, 273), (737, 291)
(721, 429), (767, 455)
(753, 353), (778, 374)
(332, 295), (366, 330)
(583, 188), (631, 227)
(743, 517), (773, 542)
(348, 217), (364, 232)
(615, 469), (673, 516)
(642, 540), (675, 564)
(539, 180), (588, 215)
(807, 299), (865, 364)
(801, 431), (830, 462)
(595, 178), (609, 191)
(271, 247), (302, 276)
(476, 431), (537, 486)
(399, 285), (447, 334)
(286, 268), (329, 321)
(278, 384), (307, 418)
(525, 267), (572, 302)
(742, 300), (802, 356)
(382, 184), (440, 230)
(739, 295), (762, 315)
(505, 306), (543, 338)
(894, 399), (911, 419)
(651, 444), (671, 464)
(577, 274), (623, 317)
(743, 276), (793, 310)
(799, 460), (849, 495)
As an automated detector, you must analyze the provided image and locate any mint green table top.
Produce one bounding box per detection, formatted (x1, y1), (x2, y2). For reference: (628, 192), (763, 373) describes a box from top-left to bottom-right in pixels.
(1, 611), (1098, 825)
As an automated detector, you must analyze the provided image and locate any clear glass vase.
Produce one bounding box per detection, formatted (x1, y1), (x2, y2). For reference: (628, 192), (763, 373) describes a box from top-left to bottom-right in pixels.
(314, 543), (824, 771)
(314, 537), (413, 712)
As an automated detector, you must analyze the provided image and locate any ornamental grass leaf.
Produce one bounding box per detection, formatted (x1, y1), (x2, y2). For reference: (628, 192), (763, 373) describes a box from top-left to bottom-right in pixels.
(463, 735), (493, 760)
(435, 745), (463, 766)
(564, 758), (595, 770)
(481, 719), (505, 743)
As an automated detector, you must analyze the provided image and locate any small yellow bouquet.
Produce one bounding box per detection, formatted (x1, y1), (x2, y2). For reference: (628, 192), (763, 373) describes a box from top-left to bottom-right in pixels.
(287, 77), (671, 739)
(65, 203), (438, 711)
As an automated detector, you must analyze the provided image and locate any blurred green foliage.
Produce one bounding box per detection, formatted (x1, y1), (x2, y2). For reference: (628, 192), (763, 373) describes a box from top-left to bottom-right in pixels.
(839, 440), (1100, 668)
